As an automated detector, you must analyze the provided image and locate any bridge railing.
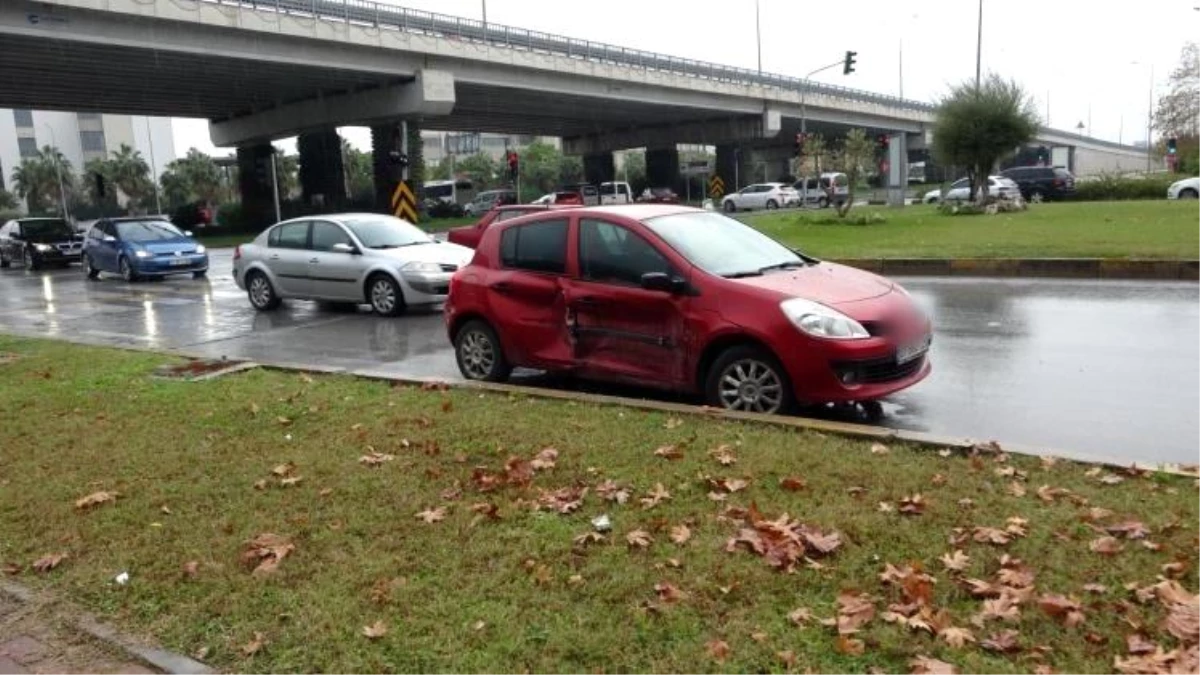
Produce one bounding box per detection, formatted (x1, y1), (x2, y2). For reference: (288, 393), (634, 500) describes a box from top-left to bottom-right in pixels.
(206, 0), (937, 113)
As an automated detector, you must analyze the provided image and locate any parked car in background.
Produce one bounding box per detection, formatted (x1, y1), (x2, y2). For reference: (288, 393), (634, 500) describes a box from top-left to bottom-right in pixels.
(1166, 176), (1199, 199)
(638, 187), (681, 204)
(463, 189), (517, 216)
(82, 217), (208, 281)
(444, 205), (931, 414)
(999, 166), (1076, 202)
(233, 213), (472, 316)
(721, 183), (801, 212)
(532, 191), (586, 206)
(599, 181), (635, 205)
(562, 183), (601, 206)
(0, 217), (83, 270)
(927, 176), (1021, 204)
(448, 204), (568, 249)
(792, 173), (849, 208)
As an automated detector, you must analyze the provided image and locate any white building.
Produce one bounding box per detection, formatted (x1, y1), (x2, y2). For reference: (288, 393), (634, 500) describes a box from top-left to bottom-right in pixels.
(422, 131), (560, 164)
(0, 109), (176, 211)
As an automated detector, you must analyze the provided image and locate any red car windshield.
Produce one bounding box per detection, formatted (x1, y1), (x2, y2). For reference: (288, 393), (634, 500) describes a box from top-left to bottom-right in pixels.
(643, 211), (803, 278)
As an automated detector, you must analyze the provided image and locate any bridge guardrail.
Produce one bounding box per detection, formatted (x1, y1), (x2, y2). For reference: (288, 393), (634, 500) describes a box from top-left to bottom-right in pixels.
(207, 0), (937, 113)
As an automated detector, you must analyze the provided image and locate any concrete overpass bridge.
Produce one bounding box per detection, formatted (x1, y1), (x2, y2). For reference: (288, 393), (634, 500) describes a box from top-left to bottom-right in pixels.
(1, 0), (1150, 218)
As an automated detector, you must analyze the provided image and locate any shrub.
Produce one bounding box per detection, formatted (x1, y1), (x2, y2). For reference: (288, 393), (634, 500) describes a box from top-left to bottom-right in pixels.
(796, 212), (887, 226)
(1073, 174), (1178, 201)
(936, 198), (1027, 216)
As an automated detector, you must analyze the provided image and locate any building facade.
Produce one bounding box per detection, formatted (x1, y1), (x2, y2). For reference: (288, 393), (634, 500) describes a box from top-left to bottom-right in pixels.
(0, 109), (176, 211)
(421, 131), (560, 164)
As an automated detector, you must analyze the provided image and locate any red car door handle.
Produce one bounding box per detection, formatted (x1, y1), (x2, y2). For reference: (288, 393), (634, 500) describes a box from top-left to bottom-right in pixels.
(574, 295), (604, 306)
(489, 281), (512, 293)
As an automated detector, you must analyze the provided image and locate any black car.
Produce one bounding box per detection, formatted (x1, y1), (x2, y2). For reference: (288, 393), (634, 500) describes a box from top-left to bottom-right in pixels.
(999, 166), (1076, 202)
(0, 218), (84, 270)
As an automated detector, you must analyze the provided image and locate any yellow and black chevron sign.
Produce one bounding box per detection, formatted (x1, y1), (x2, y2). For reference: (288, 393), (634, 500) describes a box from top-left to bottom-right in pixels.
(391, 180), (418, 223)
(708, 175), (725, 199)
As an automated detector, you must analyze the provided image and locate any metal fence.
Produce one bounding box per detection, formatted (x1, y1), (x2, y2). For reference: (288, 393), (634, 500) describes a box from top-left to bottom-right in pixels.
(204, 0), (936, 113)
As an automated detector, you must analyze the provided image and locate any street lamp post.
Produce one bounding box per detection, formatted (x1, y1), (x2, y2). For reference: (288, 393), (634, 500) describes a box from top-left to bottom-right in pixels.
(41, 123), (69, 221)
(800, 57), (849, 134)
(755, 0), (762, 74)
(975, 0), (983, 88)
(144, 116), (162, 215)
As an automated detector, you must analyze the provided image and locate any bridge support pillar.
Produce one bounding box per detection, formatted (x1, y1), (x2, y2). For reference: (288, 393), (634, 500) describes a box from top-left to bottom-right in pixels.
(645, 147), (680, 195)
(236, 143), (276, 230)
(886, 132), (909, 207)
(716, 144), (754, 193)
(371, 120), (423, 218)
(583, 152), (615, 186)
(298, 129), (346, 211)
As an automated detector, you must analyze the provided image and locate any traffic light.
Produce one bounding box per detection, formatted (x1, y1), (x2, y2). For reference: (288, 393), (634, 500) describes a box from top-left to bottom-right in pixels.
(877, 134), (890, 153)
(93, 172), (106, 198)
(1167, 137), (1177, 155)
(507, 150), (519, 181)
(793, 133), (806, 157)
(843, 50), (857, 75)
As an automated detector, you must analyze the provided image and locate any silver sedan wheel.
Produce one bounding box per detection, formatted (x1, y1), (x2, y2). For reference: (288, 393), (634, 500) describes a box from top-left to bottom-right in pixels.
(717, 359), (784, 413)
(370, 278), (397, 314)
(458, 329), (496, 379)
(249, 275), (273, 308)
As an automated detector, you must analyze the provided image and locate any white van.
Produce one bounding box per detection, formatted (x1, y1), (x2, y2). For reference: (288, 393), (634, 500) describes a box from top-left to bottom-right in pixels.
(791, 172), (849, 208)
(598, 181), (634, 205)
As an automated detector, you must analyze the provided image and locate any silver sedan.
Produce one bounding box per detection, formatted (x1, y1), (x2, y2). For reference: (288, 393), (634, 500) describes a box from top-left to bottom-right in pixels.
(232, 213), (474, 316)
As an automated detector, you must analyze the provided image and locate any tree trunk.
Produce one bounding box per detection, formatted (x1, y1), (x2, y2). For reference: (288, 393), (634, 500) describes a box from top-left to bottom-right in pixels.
(836, 187), (854, 217)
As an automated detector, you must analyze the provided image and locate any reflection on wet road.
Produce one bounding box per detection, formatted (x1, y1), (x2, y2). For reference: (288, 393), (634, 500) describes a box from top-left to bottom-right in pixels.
(0, 251), (1195, 465)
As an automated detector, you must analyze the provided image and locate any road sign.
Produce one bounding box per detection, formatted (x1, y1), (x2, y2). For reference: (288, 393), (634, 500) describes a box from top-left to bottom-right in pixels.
(708, 175), (725, 199)
(391, 180), (418, 223)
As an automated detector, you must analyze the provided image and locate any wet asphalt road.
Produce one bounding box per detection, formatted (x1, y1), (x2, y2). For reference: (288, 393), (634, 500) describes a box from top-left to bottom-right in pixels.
(0, 250), (1195, 466)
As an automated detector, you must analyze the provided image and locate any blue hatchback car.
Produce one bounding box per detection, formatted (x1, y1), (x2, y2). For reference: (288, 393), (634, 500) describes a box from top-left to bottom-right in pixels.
(82, 217), (209, 281)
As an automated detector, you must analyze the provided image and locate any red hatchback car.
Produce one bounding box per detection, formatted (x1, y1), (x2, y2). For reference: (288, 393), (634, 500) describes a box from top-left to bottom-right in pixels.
(444, 205), (931, 414)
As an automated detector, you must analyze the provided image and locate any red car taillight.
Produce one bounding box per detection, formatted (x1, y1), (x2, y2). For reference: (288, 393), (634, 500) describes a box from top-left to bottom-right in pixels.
(233, 245), (242, 261)
(1053, 178), (1064, 187)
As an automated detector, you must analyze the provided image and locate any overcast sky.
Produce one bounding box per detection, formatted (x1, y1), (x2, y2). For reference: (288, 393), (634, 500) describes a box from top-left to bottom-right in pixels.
(172, 0), (1199, 157)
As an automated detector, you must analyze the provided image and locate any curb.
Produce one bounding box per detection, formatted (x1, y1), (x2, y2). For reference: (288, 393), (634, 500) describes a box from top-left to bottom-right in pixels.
(3, 329), (1195, 475)
(829, 258), (1200, 280)
(0, 581), (214, 675)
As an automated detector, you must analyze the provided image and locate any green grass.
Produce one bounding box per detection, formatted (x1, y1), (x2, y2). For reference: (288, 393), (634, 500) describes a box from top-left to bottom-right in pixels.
(744, 201), (1199, 259)
(0, 337), (1196, 673)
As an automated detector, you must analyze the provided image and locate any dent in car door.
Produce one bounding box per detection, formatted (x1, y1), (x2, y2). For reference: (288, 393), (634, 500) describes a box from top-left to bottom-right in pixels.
(568, 218), (689, 387)
(487, 219), (573, 369)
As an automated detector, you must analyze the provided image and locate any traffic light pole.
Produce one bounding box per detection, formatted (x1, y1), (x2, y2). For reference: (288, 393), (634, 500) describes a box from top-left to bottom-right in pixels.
(799, 58), (849, 135)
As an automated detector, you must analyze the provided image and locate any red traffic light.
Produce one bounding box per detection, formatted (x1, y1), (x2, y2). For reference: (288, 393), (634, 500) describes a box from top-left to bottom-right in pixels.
(877, 134), (890, 151)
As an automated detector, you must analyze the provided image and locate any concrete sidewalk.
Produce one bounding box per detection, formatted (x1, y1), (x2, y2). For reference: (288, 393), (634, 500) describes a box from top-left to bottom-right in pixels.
(0, 592), (154, 675)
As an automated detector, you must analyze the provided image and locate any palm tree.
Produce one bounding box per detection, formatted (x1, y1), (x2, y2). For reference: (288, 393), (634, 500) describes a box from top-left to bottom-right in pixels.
(10, 147), (74, 215)
(107, 144), (152, 207)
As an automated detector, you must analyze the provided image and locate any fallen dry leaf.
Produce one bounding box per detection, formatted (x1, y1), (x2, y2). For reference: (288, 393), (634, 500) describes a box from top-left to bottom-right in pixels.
(1086, 506), (1114, 521)
(669, 524), (692, 545)
(182, 561), (200, 578)
(241, 631), (267, 656)
(871, 442), (890, 455)
(275, 416), (292, 426)
(653, 444), (684, 460)
(572, 531), (605, 547)
(240, 533), (294, 575)
(1039, 594), (1085, 628)
(271, 462), (295, 477)
(1082, 583), (1108, 594)
(1106, 520), (1151, 540)
(940, 550), (970, 573)
(780, 476), (807, 491)
(415, 507), (447, 523)
(1036, 485), (1070, 502)
(788, 607), (814, 625)
(977, 595), (1022, 623)
(878, 501), (895, 513)
(837, 591), (876, 635)
(1126, 633), (1157, 655)
(74, 491), (118, 510)
(32, 552), (67, 573)
(595, 479), (630, 504)
(1007, 481), (1027, 497)
(1005, 516), (1029, 538)
(940, 626), (976, 648)
(279, 476), (303, 487)
(777, 650), (796, 668)
(710, 444), (737, 465)
(2, 562), (21, 576)
(664, 417), (684, 429)
(627, 529), (653, 549)
(536, 486), (587, 514)
(973, 527), (1011, 546)
(899, 494), (926, 515)
(640, 483), (671, 509)
(654, 582), (687, 604)
(252, 479), (268, 490)
(530, 447), (558, 471)
(472, 620), (486, 631)
(980, 629), (1021, 653)
(910, 656), (958, 674)
(1040, 456), (1059, 470)
(1090, 536), (1124, 555)
(358, 451), (395, 466)
(1162, 561), (1186, 578)
(709, 477), (749, 494)
(930, 473), (947, 487)
(361, 621), (388, 640)
(706, 639), (730, 662)
(938, 449), (953, 458)
(958, 498), (975, 508)
(1099, 473), (1125, 485)
(1114, 646), (1186, 674)
(836, 636), (865, 655)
